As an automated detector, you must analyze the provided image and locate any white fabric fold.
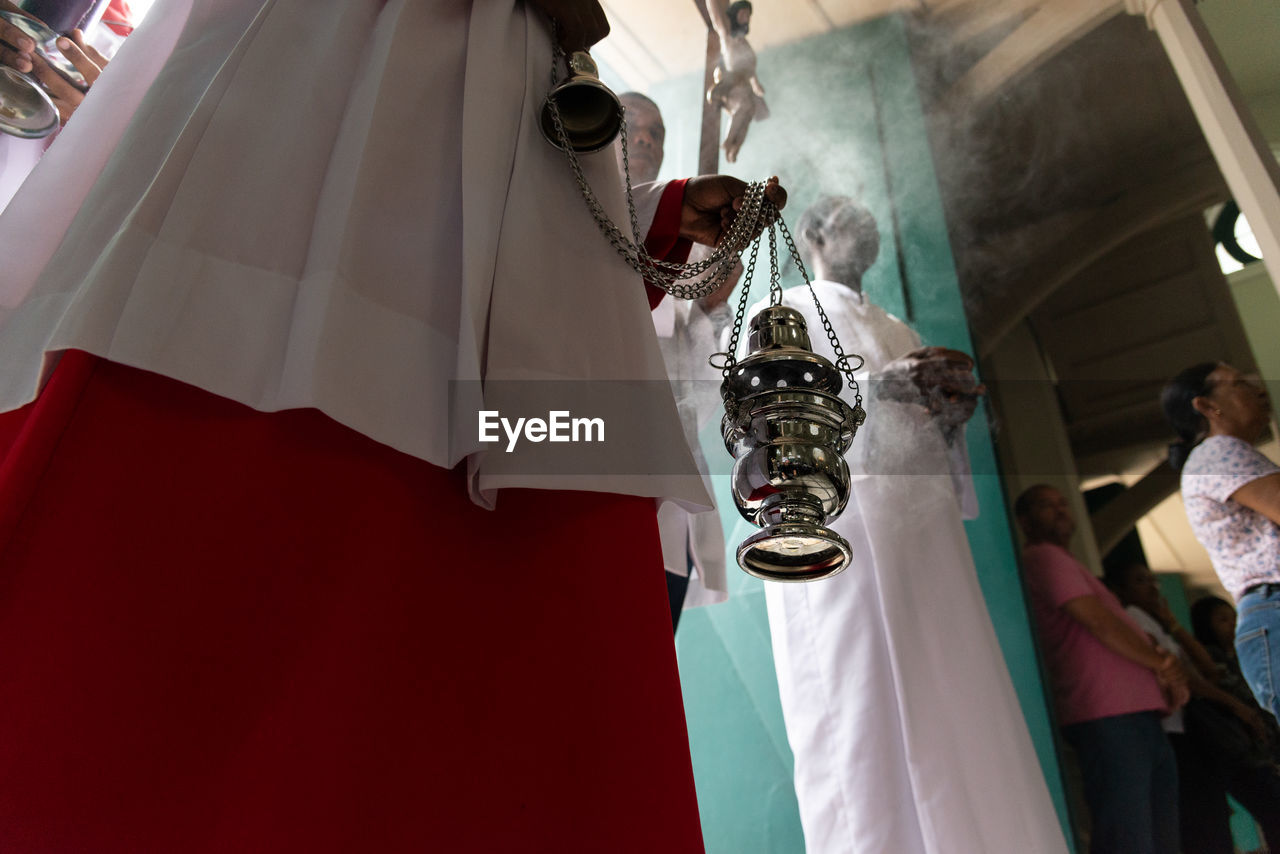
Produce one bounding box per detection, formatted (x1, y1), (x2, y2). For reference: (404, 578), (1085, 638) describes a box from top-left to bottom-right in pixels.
(655, 298), (729, 607)
(0, 0), (710, 512)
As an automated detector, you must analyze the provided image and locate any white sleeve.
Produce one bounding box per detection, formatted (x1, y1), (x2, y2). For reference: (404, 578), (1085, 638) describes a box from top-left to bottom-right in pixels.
(632, 180), (668, 241)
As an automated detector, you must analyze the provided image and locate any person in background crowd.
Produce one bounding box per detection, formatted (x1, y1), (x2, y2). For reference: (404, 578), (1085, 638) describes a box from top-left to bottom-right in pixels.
(616, 90), (665, 185)
(1192, 595), (1280, 734)
(1016, 484), (1186, 854)
(1108, 559), (1280, 853)
(751, 195), (1066, 854)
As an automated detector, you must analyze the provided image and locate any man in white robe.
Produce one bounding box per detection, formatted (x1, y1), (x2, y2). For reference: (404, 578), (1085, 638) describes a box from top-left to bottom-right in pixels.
(747, 195), (1068, 853)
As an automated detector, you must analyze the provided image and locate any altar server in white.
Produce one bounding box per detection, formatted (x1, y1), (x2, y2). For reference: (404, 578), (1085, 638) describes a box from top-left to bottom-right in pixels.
(745, 195), (1068, 854)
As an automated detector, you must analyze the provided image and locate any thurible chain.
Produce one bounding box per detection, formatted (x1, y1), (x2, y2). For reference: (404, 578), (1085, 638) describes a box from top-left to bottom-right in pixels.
(547, 43), (776, 301)
(545, 40), (864, 403)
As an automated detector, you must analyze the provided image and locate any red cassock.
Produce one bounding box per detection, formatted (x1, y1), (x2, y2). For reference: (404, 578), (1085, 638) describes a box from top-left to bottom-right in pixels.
(0, 0), (706, 846)
(0, 215), (703, 853)
(0, 354), (703, 852)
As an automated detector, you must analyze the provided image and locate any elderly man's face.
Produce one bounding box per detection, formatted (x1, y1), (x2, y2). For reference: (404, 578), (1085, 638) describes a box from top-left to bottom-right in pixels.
(618, 96), (665, 184)
(810, 205), (880, 283)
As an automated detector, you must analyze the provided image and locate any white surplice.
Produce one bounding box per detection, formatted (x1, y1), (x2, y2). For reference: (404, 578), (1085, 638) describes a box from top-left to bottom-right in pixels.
(746, 281), (1068, 854)
(0, 0), (709, 512)
(654, 298), (730, 608)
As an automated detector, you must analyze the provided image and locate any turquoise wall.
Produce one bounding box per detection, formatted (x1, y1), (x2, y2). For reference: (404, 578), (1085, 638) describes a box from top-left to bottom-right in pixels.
(639, 15), (1071, 851)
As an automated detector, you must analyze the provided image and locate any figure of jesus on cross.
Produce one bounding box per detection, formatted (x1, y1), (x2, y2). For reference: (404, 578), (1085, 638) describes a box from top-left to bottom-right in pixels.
(706, 0), (768, 163)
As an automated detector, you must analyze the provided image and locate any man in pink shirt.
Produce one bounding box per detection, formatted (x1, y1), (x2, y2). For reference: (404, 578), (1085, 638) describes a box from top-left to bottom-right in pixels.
(1016, 484), (1188, 854)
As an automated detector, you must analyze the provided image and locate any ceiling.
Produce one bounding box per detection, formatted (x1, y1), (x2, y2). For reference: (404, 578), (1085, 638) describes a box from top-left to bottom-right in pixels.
(595, 0), (915, 88)
(597, 0), (1280, 100)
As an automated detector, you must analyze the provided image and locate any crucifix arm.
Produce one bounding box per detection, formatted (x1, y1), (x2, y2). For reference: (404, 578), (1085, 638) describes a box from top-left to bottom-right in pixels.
(707, 0), (731, 40)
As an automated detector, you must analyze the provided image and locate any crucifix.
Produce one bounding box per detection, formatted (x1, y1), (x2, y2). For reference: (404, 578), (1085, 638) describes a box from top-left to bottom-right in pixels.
(694, 0), (768, 172)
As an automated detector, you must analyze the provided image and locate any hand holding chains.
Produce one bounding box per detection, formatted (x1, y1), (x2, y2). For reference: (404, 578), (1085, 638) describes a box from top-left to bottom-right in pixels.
(542, 42), (866, 581)
(543, 41), (779, 302)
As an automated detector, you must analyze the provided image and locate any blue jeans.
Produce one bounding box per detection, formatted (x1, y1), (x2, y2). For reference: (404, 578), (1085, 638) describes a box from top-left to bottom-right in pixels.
(1062, 711), (1179, 854)
(1236, 583), (1280, 720)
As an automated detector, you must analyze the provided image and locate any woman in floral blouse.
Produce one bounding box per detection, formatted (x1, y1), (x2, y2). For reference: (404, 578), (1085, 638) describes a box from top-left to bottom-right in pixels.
(1164, 362), (1280, 720)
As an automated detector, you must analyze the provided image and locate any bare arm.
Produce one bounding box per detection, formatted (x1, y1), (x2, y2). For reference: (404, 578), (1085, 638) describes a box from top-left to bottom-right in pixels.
(707, 0), (731, 40)
(1149, 595), (1220, 683)
(1151, 597), (1273, 739)
(1065, 596), (1189, 707)
(1168, 624), (1223, 685)
(1179, 655), (1229, 704)
(1063, 595), (1170, 671)
(1231, 471), (1280, 528)
(1194, 668), (1267, 731)
(1181, 653), (1271, 738)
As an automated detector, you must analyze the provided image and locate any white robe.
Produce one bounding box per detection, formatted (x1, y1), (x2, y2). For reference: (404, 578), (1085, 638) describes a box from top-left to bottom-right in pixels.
(0, 0), (710, 512)
(746, 281), (1068, 854)
(653, 297), (730, 608)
